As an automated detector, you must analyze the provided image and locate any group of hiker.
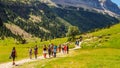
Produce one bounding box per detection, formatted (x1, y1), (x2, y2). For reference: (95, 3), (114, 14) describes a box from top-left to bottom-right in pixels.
(43, 43), (69, 58)
(10, 43), (69, 65)
(29, 43), (69, 59)
(10, 36), (83, 65)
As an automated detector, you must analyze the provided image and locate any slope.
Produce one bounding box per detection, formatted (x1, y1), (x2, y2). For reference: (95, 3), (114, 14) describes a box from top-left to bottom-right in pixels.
(0, 0), (119, 41)
(14, 23), (120, 68)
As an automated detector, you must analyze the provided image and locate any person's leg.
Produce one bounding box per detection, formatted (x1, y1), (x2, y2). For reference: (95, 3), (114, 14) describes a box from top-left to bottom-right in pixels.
(13, 57), (15, 65)
(35, 54), (37, 59)
(65, 49), (66, 54)
(67, 50), (69, 54)
(53, 52), (56, 58)
(59, 48), (60, 52)
(44, 53), (45, 58)
(36, 54), (37, 59)
(50, 52), (51, 57)
(45, 53), (47, 58)
(53, 52), (55, 57)
(62, 49), (64, 54)
(64, 50), (66, 54)
(55, 52), (56, 57)
(30, 54), (32, 59)
(30, 54), (31, 59)
(52, 51), (54, 56)
(49, 52), (50, 57)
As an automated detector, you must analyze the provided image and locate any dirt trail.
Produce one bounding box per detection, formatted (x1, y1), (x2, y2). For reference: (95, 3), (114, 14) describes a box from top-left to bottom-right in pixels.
(0, 47), (80, 68)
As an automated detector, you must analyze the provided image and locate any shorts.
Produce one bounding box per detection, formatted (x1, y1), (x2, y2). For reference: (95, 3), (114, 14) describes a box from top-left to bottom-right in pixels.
(43, 51), (47, 54)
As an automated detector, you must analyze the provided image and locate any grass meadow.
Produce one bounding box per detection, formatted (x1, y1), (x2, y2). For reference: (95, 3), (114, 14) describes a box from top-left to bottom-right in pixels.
(15, 48), (120, 68)
(0, 24), (120, 68)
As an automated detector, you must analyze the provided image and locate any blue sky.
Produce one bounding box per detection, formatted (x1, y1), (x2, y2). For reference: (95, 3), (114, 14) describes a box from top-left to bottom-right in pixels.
(111, 0), (120, 6)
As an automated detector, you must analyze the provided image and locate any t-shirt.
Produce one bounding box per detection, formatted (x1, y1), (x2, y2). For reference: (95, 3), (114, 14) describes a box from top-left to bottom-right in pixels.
(11, 50), (16, 57)
(34, 47), (38, 54)
(53, 46), (57, 52)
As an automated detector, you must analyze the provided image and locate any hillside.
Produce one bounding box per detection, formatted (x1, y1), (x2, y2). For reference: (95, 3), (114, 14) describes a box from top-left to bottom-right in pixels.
(0, 0), (119, 41)
(6, 24), (120, 68)
(13, 23), (120, 68)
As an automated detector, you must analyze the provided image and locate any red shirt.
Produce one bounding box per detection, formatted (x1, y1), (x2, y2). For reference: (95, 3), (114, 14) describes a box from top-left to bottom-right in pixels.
(64, 45), (67, 51)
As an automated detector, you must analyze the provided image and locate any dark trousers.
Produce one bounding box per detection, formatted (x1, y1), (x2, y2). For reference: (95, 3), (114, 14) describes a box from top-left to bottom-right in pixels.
(12, 56), (15, 65)
(35, 54), (37, 59)
(54, 52), (56, 58)
(48, 52), (51, 57)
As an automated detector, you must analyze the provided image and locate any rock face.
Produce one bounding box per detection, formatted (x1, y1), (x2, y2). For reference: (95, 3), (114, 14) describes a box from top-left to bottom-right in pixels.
(102, 0), (120, 14)
(51, 0), (120, 15)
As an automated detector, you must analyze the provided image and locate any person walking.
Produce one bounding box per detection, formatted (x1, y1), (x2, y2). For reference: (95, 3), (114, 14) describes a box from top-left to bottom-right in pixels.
(64, 44), (67, 54)
(48, 45), (51, 58)
(34, 45), (38, 59)
(43, 45), (47, 58)
(66, 45), (69, 54)
(10, 47), (17, 65)
(53, 45), (57, 58)
(61, 44), (64, 54)
(29, 47), (32, 59)
(75, 39), (79, 47)
(50, 43), (54, 56)
(58, 44), (61, 53)
(79, 36), (83, 48)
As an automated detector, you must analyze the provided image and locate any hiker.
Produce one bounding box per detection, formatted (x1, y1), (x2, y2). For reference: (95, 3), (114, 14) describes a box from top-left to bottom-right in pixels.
(64, 44), (67, 54)
(66, 44), (69, 54)
(50, 43), (54, 56)
(34, 45), (38, 59)
(43, 45), (47, 58)
(79, 36), (83, 48)
(58, 44), (61, 53)
(75, 39), (79, 47)
(79, 39), (82, 48)
(48, 45), (51, 57)
(61, 44), (64, 54)
(79, 36), (83, 42)
(29, 47), (32, 59)
(10, 47), (17, 65)
(53, 45), (57, 58)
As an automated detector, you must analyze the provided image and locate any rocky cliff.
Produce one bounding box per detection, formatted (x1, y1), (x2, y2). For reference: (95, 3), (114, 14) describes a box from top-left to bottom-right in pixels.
(51, 0), (120, 15)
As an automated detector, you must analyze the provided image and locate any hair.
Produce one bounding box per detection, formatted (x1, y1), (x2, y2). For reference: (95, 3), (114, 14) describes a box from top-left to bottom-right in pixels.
(13, 47), (15, 50)
(35, 45), (37, 47)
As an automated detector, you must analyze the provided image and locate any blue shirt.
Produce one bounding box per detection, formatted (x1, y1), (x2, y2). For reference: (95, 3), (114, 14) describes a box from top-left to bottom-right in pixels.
(53, 45), (57, 53)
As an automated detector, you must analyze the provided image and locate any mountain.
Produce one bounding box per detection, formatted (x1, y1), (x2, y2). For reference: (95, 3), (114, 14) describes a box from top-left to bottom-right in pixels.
(51, 0), (120, 16)
(0, 0), (119, 42)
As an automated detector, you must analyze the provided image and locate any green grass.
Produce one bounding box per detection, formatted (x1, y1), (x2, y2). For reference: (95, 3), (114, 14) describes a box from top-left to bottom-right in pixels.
(91, 24), (120, 36)
(81, 24), (120, 49)
(14, 24), (120, 68)
(15, 48), (120, 68)
(1, 23), (120, 68)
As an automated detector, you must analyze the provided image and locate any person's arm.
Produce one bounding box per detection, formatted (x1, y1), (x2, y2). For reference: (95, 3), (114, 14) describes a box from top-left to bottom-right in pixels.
(9, 51), (12, 59)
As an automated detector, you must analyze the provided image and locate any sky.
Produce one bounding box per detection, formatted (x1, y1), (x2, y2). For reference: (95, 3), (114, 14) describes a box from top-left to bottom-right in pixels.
(111, 0), (120, 6)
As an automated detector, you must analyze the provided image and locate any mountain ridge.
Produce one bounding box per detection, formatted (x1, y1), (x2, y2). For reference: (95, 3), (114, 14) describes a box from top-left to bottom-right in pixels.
(49, 0), (120, 16)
